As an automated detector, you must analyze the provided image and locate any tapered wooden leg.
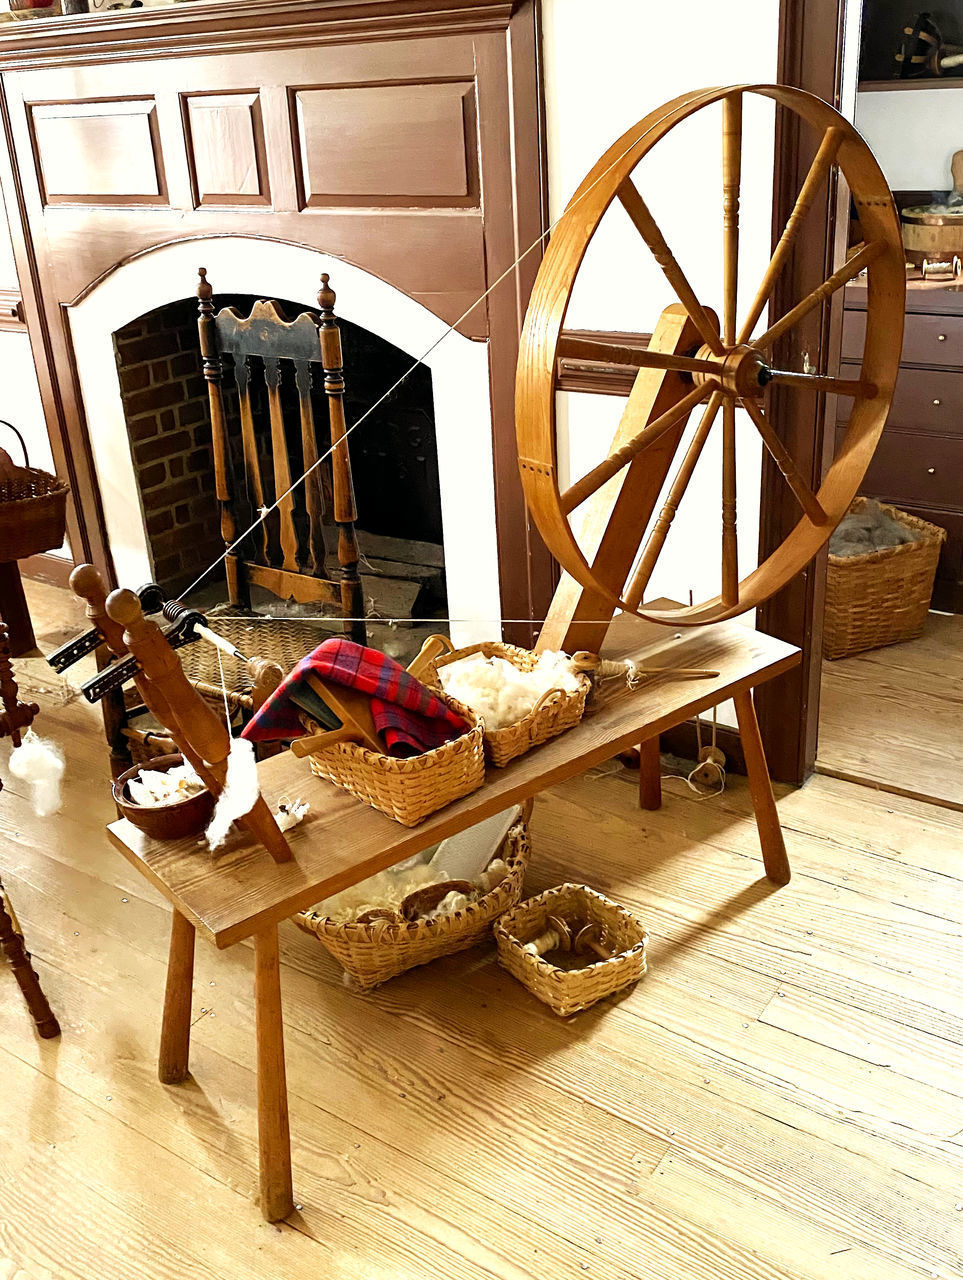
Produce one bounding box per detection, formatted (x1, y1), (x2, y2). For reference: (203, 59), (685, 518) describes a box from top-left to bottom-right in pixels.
(638, 735), (662, 810)
(733, 688), (791, 884)
(254, 926), (294, 1222)
(0, 881), (60, 1038)
(158, 910), (195, 1084)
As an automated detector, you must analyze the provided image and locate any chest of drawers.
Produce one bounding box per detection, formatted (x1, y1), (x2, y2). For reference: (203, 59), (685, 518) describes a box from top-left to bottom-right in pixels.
(838, 281), (963, 613)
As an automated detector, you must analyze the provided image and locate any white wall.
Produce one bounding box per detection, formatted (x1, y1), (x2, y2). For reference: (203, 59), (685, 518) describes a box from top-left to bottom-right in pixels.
(541, 0), (779, 610)
(855, 88), (963, 191)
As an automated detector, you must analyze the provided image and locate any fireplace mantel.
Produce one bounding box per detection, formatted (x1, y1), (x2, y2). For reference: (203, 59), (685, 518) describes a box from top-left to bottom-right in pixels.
(0, 0), (516, 70)
(0, 0), (552, 641)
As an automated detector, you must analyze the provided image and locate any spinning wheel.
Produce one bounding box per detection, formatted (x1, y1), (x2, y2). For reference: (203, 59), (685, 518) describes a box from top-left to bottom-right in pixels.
(516, 84), (905, 649)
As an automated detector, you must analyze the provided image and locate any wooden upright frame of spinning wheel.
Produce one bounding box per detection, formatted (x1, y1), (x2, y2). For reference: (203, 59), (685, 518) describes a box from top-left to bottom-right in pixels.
(515, 84), (905, 683)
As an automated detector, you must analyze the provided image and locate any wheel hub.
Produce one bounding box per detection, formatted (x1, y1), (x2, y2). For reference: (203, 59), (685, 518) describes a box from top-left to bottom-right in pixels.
(692, 342), (772, 398)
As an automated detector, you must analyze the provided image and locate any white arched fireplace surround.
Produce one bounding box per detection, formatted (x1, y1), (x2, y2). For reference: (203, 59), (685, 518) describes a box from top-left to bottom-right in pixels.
(67, 235), (501, 647)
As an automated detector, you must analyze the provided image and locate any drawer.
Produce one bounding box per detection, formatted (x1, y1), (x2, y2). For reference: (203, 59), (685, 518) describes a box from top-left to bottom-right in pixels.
(841, 308), (963, 368)
(837, 363), (963, 435)
(834, 426), (963, 510)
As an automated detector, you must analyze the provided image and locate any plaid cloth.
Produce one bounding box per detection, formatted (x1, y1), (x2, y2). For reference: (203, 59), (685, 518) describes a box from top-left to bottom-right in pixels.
(241, 638), (468, 758)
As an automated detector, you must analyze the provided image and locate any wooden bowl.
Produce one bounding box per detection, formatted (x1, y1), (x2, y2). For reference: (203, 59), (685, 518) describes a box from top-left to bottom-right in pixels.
(112, 753), (215, 841)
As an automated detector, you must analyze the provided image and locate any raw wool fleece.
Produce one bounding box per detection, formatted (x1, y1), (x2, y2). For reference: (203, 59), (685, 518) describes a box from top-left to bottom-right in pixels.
(206, 736), (260, 850)
(8, 729), (65, 817)
(829, 500), (920, 558)
(438, 650), (582, 731)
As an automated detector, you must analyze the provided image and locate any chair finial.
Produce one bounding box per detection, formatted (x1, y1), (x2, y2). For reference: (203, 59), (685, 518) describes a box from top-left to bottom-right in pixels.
(197, 267), (213, 305)
(318, 273), (336, 316)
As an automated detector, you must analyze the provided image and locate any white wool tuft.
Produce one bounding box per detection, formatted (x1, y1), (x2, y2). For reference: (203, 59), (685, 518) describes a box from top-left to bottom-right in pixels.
(206, 737), (260, 850)
(438, 650), (582, 731)
(8, 729), (65, 817)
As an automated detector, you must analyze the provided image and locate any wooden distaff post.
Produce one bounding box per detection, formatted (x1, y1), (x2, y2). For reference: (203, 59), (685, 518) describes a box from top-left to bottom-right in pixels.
(92, 582), (292, 866)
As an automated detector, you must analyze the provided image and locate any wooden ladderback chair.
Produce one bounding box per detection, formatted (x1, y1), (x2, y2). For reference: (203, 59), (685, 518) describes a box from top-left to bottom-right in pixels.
(197, 269), (366, 645)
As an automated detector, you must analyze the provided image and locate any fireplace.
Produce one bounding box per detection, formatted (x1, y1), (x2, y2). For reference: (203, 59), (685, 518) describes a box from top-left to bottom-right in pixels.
(69, 237), (500, 644)
(111, 286), (449, 628)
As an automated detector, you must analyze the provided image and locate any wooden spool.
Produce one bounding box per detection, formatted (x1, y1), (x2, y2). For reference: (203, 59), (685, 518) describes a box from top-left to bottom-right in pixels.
(515, 84), (906, 651)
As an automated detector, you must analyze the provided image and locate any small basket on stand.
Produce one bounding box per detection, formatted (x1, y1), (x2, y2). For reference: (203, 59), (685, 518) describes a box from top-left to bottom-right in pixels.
(0, 419), (69, 560)
(495, 883), (648, 1017)
(294, 820), (531, 990)
(423, 637), (591, 767)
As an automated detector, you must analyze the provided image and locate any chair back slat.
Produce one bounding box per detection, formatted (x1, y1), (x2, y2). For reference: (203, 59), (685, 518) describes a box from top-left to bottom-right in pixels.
(294, 359), (327, 578)
(232, 354), (270, 565)
(262, 356), (299, 574)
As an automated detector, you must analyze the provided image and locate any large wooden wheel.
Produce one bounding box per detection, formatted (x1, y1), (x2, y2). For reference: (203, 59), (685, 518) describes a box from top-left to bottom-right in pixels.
(516, 84), (906, 631)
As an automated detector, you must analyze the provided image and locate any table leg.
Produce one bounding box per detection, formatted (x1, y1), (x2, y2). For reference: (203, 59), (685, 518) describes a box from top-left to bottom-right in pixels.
(638, 736), (662, 811)
(254, 925), (294, 1222)
(0, 561), (36, 657)
(733, 688), (791, 885)
(158, 910), (195, 1084)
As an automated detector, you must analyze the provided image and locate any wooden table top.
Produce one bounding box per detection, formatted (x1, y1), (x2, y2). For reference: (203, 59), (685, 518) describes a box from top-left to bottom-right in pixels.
(107, 613), (799, 948)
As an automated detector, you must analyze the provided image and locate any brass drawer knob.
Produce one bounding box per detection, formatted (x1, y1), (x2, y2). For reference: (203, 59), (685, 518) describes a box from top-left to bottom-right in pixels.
(937, 334), (947, 341)
(933, 398), (942, 406)
(928, 467), (936, 474)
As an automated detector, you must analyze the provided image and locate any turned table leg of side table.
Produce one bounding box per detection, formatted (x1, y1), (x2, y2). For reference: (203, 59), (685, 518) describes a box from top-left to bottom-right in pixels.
(254, 925), (294, 1222)
(733, 688), (791, 886)
(638, 736), (662, 811)
(158, 910), (196, 1084)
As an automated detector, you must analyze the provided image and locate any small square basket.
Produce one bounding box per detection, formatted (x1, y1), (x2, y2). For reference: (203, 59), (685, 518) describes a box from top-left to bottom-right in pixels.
(495, 883), (648, 1017)
(294, 821), (531, 991)
(424, 638), (591, 767)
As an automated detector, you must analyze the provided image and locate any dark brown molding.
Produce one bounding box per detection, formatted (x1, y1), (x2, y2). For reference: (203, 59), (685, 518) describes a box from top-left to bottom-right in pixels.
(0, 287), (23, 330)
(754, 0), (849, 785)
(0, 0), (518, 71)
(556, 329), (653, 396)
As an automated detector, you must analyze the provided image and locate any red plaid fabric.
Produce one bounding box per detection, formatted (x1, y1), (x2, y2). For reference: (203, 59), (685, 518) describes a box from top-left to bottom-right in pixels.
(241, 638), (468, 757)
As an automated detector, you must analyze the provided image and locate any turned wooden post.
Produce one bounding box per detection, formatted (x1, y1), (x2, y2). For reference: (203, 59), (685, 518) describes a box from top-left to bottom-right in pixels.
(198, 269), (243, 606)
(254, 925), (294, 1222)
(158, 909), (196, 1083)
(318, 274), (366, 645)
(104, 588), (292, 864)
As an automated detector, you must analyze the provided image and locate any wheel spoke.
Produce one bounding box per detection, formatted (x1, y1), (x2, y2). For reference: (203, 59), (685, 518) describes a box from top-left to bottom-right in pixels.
(557, 333), (720, 378)
(618, 178), (724, 356)
(559, 383), (709, 516)
(722, 92), (743, 347)
(722, 397), (739, 606)
(754, 241), (884, 352)
(738, 127), (843, 345)
(624, 391), (723, 608)
(767, 369), (877, 398)
(741, 397), (828, 525)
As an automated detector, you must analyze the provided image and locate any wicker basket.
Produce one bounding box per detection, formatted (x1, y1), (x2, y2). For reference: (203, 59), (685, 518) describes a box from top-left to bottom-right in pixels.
(0, 420), (68, 561)
(424, 637), (590, 767)
(495, 883), (648, 1017)
(294, 821), (531, 990)
(824, 499), (946, 660)
(306, 691), (485, 825)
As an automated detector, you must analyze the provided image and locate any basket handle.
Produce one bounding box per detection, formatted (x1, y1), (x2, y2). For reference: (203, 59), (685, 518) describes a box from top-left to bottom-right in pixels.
(407, 632), (455, 681)
(0, 419), (29, 468)
(528, 686), (565, 739)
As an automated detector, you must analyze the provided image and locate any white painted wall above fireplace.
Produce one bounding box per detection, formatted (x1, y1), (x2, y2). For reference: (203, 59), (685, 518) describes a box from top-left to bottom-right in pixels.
(67, 235), (500, 646)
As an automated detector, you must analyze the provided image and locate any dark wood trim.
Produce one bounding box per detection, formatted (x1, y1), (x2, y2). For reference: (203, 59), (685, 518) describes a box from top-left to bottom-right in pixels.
(755, 0), (850, 785)
(0, 287), (23, 330)
(0, 0), (517, 71)
(20, 551), (73, 589)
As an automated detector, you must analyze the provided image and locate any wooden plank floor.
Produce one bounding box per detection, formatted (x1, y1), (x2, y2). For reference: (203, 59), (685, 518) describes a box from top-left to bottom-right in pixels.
(818, 612), (963, 809)
(1, 581), (962, 1280)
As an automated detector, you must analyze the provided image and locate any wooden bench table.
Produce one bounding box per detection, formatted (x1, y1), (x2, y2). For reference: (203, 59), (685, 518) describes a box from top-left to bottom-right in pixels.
(106, 612), (799, 1221)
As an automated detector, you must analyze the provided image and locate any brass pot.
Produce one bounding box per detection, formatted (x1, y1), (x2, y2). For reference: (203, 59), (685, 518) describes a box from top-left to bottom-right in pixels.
(902, 149), (963, 263)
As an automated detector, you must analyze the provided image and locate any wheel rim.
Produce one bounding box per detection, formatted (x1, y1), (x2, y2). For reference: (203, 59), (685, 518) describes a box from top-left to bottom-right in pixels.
(515, 83), (906, 627)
